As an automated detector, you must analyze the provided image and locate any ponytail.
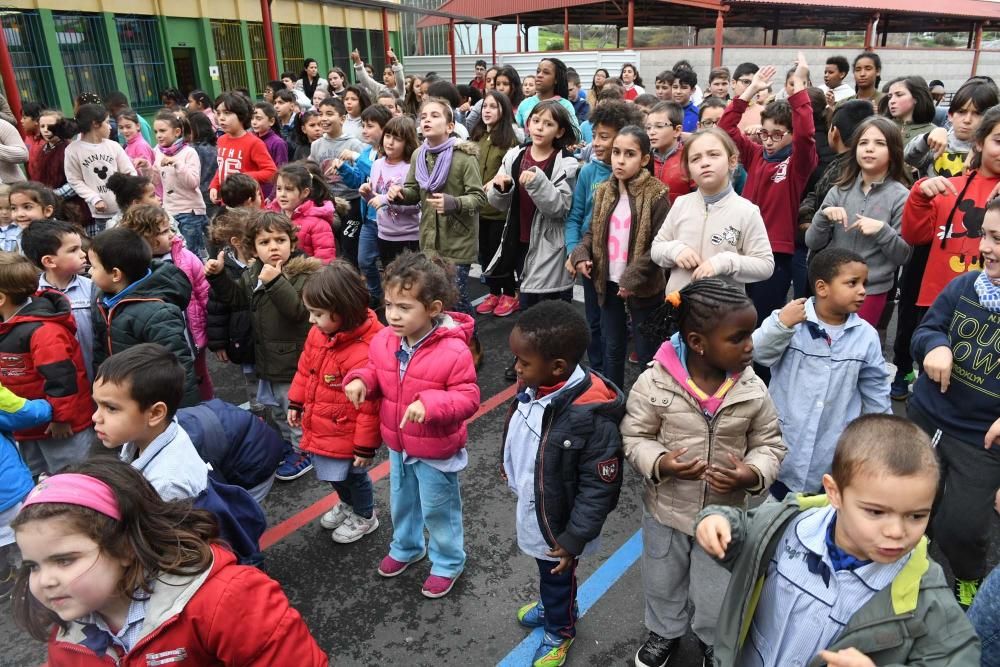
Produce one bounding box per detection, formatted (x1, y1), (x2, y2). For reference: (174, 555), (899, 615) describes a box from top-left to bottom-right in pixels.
(640, 278), (755, 345)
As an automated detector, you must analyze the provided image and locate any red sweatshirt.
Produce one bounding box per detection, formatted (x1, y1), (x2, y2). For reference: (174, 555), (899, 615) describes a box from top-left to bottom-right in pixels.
(209, 131), (278, 191)
(653, 146), (692, 204)
(901, 171), (1000, 307)
(720, 89), (817, 255)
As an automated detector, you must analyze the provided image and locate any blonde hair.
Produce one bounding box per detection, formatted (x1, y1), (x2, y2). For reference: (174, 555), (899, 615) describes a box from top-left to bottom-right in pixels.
(0, 251), (41, 303)
(119, 204), (170, 241)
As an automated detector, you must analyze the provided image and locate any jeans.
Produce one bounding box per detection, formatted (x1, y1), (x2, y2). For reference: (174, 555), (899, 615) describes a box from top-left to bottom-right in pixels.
(968, 565), (1000, 666)
(601, 282), (658, 390)
(581, 275), (604, 374)
(175, 212), (209, 259)
(747, 252), (794, 326)
(331, 470), (375, 519)
(20, 428), (94, 477)
(455, 264), (473, 317)
(893, 244), (931, 377)
(359, 219), (383, 303)
(337, 198), (362, 267)
(536, 557), (579, 639)
(388, 450), (465, 577)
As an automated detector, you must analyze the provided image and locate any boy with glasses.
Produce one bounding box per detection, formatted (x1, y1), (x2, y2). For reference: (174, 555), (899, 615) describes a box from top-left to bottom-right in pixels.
(646, 102), (691, 204)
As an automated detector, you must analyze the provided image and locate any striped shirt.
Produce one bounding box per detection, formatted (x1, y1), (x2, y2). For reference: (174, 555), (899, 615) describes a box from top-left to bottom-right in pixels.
(81, 591), (148, 654)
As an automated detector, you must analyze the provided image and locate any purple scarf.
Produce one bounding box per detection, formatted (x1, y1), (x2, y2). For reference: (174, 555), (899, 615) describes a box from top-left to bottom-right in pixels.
(159, 138), (187, 157)
(415, 137), (456, 193)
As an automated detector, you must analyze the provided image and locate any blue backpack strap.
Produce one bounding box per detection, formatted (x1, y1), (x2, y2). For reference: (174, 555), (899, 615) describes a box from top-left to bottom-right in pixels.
(177, 404), (230, 481)
(195, 473), (268, 567)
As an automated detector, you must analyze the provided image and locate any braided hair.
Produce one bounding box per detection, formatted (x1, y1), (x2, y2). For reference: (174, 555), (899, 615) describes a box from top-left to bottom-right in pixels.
(641, 278), (756, 345)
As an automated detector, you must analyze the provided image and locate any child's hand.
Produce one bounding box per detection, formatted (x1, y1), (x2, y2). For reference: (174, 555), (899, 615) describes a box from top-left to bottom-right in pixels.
(675, 246), (702, 270)
(986, 416), (1000, 450)
(691, 260), (717, 280)
(564, 256), (577, 277)
(848, 215), (885, 236)
(695, 514), (732, 559)
(927, 126), (949, 158)
(519, 168), (537, 186)
(344, 379), (367, 408)
(353, 455), (375, 468)
(792, 51), (809, 85)
(574, 260), (593, 278)
(923, 345), (954, 393)
(358, 183), (373, 198)
(95, 200), (108, 213)
(209, 187), (219, 204)
(46, 422), (73, 439)
(428, 193), (457, 214)
(399, 399), (426, 429)
(825, 89), (836, 109)
(287, 408), (301, 428)
(350, 49), (362, 65)
(339, 149), (359, 162)
(748, 66), (777, 96)
(546, 545), (574, 575)
(657, 448), (708, 481)
(490, 173), (513, 191)
(823, 206), (849, 226)
(386, 184), (403, 201)
(705, 452), (759, 494)
(817, 648), (876, 667)
(160, 155), (176, 168)
(386, 48), (397, 64)
(205, 251), (225, 276)
(259, 259), (283, 284)
(919, 176), (959, 199)
(133, 157), (150, 171)
(778, 297), (808, 328)
(215, 349), (230, 362)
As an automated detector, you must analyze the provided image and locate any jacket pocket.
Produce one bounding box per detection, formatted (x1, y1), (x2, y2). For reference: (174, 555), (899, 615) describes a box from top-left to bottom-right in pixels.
(641, 513), (673, 559)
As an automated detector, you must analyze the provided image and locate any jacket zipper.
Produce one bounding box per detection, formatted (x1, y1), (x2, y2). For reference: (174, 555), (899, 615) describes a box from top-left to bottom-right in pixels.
(535, 407), (559, 547)
(701, 411), (716, 507)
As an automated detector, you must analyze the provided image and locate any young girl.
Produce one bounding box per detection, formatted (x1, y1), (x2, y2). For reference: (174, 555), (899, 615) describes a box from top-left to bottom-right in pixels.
(63, 103), (137, 235)
(206, 212), (323, 481)
(344, 251), (479, 598)
(116, 109), (156, 188)
(486, 100), (577, 319)
(569, 126), (668, 390)
(105, 172), (159, 228)
(342, 86), (371, 140)
(292, 109), (323, 161)
(187, 89), (218, 129)
(12, 460), (328, 664)
(879, 76), (937, 145)
(472, 91), (522, 317)
(515, 59), (581, 142)
(206, 208), (255, 367)
(288, 261), (383, 543)
(9, 181), (57, 229)
(652, 128), (774, 294)
(328, 67), (348, 98)
(253, 102), (290, 199)
(152, 111), (209, 259)
(187, 111), (219, 214)
(806, 117), (911, 325)
(268, 162), (337, 263)
(522, 75), (536, 99)
(853, 51), (883, 109)
(620, 63), (645, 102)
(620, 278), (785, 667)
(362, 116), (421, 266)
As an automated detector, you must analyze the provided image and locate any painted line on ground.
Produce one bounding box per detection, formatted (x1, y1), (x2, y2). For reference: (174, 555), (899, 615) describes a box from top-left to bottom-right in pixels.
(260, 384), (518, 550)
(496, 529), (643, 667)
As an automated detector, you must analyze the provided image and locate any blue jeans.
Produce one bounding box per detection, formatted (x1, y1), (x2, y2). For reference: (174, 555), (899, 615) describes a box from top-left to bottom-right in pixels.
(536, 557), (579, 639)
(601, 282), (658, 390)
(969, 565), (1000, 666)
(331, 470), (374, 519)
(455, 264), (472, 317)
(581, 275), (604, 374)
(791, 244), (809, 300)
(175, 212), (209, 259)
(747, 252), (793, 326)
(359, 218), (383, 303)
(388, 450), (465, 577)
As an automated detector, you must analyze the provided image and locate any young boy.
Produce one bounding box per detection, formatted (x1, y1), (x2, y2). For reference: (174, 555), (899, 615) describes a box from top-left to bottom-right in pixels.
(654, 70), (675, 102)
(273, 89), (300, 143)
(220, 173), (263, 210)
(0, 252), (92, 479)
(695, 414), (980, 666)
(504, 301), (624, 667)
(707, 67), (731, 102)
(89, 227), (199, 407)
(720, 56), (818, 326)
(671, 69), (700, 132)
(567, 70), (590, 124)
(208, 92), (278, 205)
(822, 55), (854, 103)
(752, 248), (890, 498)
(21, 220), (95, 381)
(646, 101), (691, 204)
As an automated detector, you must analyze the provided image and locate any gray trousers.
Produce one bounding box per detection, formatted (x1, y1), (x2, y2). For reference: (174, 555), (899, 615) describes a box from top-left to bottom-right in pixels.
(19, 427), (94, 477)
(641, 512), (730, 645)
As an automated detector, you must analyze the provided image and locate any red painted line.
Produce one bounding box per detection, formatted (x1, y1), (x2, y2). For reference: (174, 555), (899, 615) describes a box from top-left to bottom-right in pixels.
(260, 384), (518, 550)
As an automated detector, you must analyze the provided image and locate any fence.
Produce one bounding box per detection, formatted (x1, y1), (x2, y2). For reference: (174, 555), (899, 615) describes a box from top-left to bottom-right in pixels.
(0, 10), (58, 106)
(54, 12), (118, 101)
(116, 14), (170, 110)
(211, 19), (249, 92)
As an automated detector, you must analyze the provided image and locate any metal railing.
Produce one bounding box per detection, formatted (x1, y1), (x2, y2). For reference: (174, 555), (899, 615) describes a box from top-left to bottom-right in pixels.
(247, 22), (270, 95)
(116, 14), (169, 110)
(54, 12), (117, 102)
(211, 19), (249, 92)
(280, 23), (303, 76)
(0, 10), (58, 107)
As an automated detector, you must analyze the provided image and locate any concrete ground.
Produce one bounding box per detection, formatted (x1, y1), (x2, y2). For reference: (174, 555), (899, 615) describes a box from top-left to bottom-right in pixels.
(0, 278), (995, 667)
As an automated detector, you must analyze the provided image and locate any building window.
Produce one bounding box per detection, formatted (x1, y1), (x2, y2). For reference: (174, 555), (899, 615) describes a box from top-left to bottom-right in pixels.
(330, 27), (350, 77)
(280, 24), (303, 76)
(53, 12), (117, 102)
(115, 15), (169, 110)
(246, 22), (270, 96)
(367, 30), (386, 81)
(0, 10), (58, 107)
(211, 20), (248, 93)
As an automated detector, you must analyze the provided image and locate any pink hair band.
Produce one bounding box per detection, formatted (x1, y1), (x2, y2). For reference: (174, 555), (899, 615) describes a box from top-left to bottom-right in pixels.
(19, 473), (122, 521)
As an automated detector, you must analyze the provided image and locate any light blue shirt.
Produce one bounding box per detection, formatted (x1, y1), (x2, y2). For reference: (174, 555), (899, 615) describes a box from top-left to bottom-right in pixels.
(752, 298), (890, 493)
(0, 222), (21, 252)
(83, 591), (148, 653)
(738, 505), (908, 667)
(39, 273), (95, 381)
(123, 420), (208, 501)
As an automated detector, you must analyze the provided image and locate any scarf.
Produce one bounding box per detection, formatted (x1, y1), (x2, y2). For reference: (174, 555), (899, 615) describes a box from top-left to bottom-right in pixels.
(159, 138), (187, 157)
(302, 75), (318, 102)
(975, 271), (1000, 312)
(654, 334), (739, 417)
(702, 183), (734, 205)
(414, 137), (456, 193)
(762, 144), (793, 164)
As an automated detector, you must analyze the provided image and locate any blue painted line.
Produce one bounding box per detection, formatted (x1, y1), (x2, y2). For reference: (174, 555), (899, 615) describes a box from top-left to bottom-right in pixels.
(496, 529), (643, 667)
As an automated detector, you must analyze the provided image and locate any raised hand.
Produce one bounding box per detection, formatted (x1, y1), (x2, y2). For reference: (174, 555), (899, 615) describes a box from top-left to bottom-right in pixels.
(205, 250), (225, 276)
(259, 259), (283, 284)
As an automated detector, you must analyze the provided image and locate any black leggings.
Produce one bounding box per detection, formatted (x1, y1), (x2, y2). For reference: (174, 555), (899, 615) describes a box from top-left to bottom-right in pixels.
(378, 238), (420, 267)
(480, 217), (515, 296)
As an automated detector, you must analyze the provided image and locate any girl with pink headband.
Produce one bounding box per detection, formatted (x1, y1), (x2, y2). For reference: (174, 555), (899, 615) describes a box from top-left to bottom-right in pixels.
(11, 459), (328, 666)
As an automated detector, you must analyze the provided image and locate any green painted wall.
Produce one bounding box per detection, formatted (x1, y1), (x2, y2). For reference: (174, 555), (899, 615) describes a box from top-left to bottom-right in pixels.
(162, 16), (220, 98)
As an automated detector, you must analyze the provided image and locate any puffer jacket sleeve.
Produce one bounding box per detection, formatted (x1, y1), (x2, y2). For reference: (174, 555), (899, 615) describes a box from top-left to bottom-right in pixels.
(0, 386), (51, 433)
(30, 323), (83, 424)
(413, 343), (480, 425)
(522, 154), (574, 219)
(262, 274), (310, 324)
(207, 269), (250, 310)
(206, 287), (232, 353)
(287, 332), (316, 410)
(180, 251), (210, 349)
(693, 504), (750, 569)
(299, 218), (336, 263)
(740, 391), (786, 489)
(142, 305), (198, 401)
(620, 370), (669, 482)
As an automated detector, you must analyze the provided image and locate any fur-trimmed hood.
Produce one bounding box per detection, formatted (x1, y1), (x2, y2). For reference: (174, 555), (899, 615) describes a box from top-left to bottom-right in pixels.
(454, 140), (480, 157)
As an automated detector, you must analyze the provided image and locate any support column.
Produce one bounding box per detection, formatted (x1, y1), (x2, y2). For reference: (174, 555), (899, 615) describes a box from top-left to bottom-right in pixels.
(477, 24), (483, 54)
(102, 13), (130, 100)
(259, 0), (279, 80)
(762, 29), (768, 45)
(492, 25), (497, 63)
(416, 28), (425, 56)
(972, 21), (984, 76)
(382, 9), (391, 54)
(822, 30), (828, 46)
(694, 28), (700, 45)
(712, 11), (724, 68)
(516, 15), (522, 52)
(38, 9), (73, 115)
(880, 16), (888, 47)
(564, 8), (570, 50)
(864, 13), (878, 51)
(449, 19), (457, 84)
(627, 0), (635, 49)
(0, 14), (21, 130)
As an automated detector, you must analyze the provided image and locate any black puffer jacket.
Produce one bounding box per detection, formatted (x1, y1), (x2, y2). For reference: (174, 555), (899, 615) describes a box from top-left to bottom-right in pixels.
(501, 370), (626, 555)
(206, 252), (254, 365)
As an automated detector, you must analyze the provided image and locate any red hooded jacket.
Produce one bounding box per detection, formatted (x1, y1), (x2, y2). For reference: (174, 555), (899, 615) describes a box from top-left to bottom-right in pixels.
(0, 290), (91, 439)
(652, 146), (692, 204)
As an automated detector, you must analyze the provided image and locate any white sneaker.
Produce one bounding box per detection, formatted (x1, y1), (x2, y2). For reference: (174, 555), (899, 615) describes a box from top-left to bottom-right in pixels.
(332, 512), (379, 544)
(320, 503), (351, 530)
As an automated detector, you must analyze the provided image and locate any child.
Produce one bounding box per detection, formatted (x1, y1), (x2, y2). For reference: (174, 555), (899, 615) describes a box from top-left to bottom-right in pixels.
(470, 91), (522, 317)
(569, 126), (667, 390)
(646, 101), (692, 203)
(671, 68), (699, 132)
(344, 251), (479, 598)
(30, 111), (76, 205)
(116, 109), (156, 188)
(619, 62), (645, 101)
(21, 220), (95, 381)
(707, 67), (730, 101)
(208, 92), (278, 206)
(152, 111), (209, 259)
(22, 102), (43, 181)
(694, 414), (979, 665)
(292, 109), (323, 161)
(187, 88), (218, 129)
(342, 86), (371, 140)
(806, 117), (912, 325)
(105, 172), (159, 228)
(63, 103), (137, 235)
(8, 182), (56, 245)
(523, 74), (537, 99)
(651, 127), (774, 294)
(566, 70), (590, 124)
(753, 247), (890, 499)
(853, 51), (884, 107)
(821, 55), (854, 103)
(288, 261), (383, 543)
(880, 76), (937, 145)
(653, 70), (675, 102)
(120, 204), (212, 400)
(187, 110), (219, 213)
(205, 212), (322, 481)
(621, 278), (786, 667)
(363, 115), (421, 266)
(268, 162), (337, 263)
(89, 227), (199, 406)
(515, 59), (582, 142)
(206, 208), (255, 366)
(504, 301), (624, 667)
(273, 89), (300, 143)
(252, 101), (289, 199)
(219, 172), (262, 210)
(11, 459), (328, 664)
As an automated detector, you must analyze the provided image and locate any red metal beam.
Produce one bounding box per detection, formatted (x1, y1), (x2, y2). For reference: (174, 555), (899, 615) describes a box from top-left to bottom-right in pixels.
(0, 15), (22, 134)
(864, 13), (876, 49)
(381, 8), (391, 54)
(449, 18), (457, 84)
(260, 0), (279, 81)
(972, 20), (984, 75)
(627, 0), (635, 48)
(516, 15), (522, 52)
(564, 7), (570, 50)
(492, 24), (498, 62)
(712, 10), (724, 67)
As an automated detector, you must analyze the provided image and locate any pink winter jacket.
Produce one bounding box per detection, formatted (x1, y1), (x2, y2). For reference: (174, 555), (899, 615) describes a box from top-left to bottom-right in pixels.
(267, 199), (337, 263)
(344, 312), (480, 459)
(168, 234), (210, 349)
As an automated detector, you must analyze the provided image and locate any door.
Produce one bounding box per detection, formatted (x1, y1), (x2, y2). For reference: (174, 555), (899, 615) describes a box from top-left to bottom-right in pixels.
(172, 47), (199, 95)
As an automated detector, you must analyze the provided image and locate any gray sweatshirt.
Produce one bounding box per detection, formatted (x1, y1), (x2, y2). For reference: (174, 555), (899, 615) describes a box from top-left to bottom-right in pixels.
(805, 173), (911, 295)
(904, 127), (972, 179)
(309, 133), (367, 200)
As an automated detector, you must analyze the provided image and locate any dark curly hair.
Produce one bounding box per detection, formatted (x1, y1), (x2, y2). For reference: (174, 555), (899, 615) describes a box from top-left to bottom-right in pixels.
(382, 251), (457, 309)
(513, 300), (589, 365)
(641, 278), (755, 344)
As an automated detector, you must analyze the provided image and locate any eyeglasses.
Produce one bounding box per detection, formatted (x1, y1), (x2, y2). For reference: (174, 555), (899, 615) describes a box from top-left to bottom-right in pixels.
(644, 122), (676, 131)
(737, 78), (753, 86)
(755, 130), (789, 142)
(699, 119), (718, 128)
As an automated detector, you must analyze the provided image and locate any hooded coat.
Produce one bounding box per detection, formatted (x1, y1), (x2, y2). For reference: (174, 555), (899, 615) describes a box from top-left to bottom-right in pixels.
(266, 199), (337, 263)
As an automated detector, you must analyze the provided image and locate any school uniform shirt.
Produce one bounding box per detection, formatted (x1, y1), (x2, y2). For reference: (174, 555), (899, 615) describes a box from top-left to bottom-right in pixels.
(63, 139), (137, 219)
(309, 133), (367, 201)
(0, 222), (20, 252)
(39, 273), (95, 382)
(208, 131), (278, 192)
(821, 82), (855, 103)
(122, 420), (209, 502)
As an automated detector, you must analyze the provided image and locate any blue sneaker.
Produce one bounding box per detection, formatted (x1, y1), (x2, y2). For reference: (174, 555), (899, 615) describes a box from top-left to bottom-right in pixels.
(533, 632), (573, 667)
(276, 451), (313, 481)
(516, 601), (580, 629)
(890, 369), (912, 401)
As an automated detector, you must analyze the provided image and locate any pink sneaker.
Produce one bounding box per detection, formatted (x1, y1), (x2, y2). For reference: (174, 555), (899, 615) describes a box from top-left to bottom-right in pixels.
(377, 551), (426, 578)
(475, 294), (500, 314)
(493, 294), (520, 317)
(421, 572), (461, 598)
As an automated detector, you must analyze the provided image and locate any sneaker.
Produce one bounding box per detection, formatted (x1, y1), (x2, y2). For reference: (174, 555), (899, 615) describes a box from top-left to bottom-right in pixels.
(275, 451), (313, 481)
(332, 512), (379, 544)
(532, 632), (573, 667)
(699, 640), (715, 667)
(476, 294), (500, 314)
(628, 351), (640, 365)
(319, 502), (351, 530)
(957, 578), (982, 609)
(493, 294), (520, 317)
(517, 600), (580, 629)
(377, 551), (426, 578)
(635, 631), (679, 667)
(421, 572), (460, 598)
(890, 369), (911, 401)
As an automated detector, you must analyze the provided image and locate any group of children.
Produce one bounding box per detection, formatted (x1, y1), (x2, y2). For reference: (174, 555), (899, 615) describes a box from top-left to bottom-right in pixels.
(1, 48), (1000, 667)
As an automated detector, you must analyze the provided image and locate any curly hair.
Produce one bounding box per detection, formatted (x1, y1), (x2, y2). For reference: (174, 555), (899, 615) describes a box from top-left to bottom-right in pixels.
(382, 251), (457, 309)
(513, 301), (589, 364)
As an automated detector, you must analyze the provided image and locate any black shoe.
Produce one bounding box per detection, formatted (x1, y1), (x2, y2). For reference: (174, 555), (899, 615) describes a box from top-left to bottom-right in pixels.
(635, 632), (678, 667)
(504, 356), (517, 383)
(699, 640), (715, 667)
